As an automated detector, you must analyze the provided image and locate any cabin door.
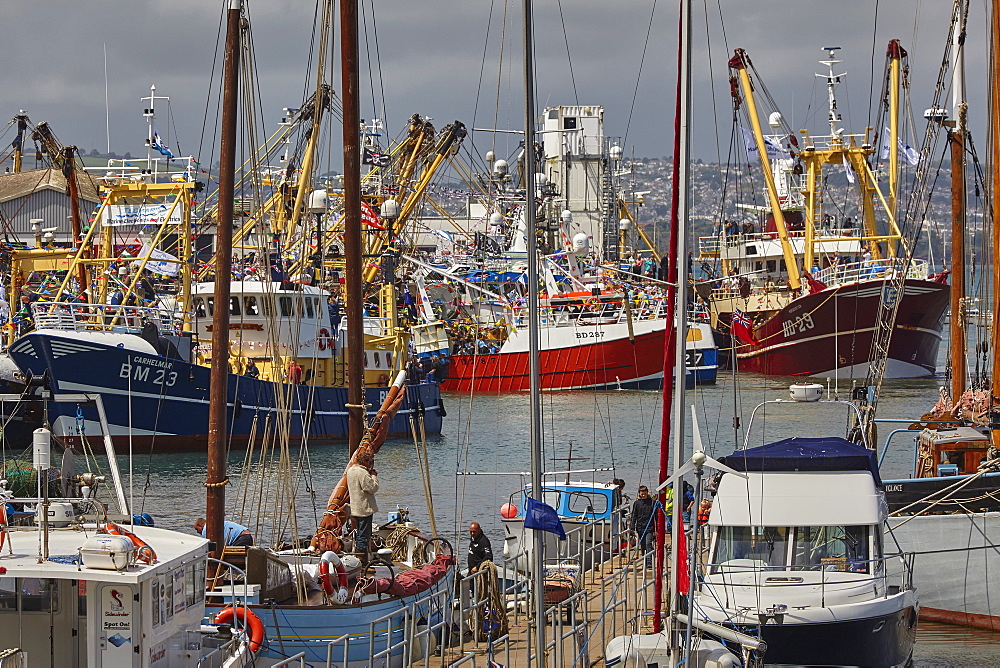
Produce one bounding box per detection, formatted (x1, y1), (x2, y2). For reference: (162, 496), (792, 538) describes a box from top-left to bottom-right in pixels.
(0, 577), (80, 667)
(95, 582), (138, 667)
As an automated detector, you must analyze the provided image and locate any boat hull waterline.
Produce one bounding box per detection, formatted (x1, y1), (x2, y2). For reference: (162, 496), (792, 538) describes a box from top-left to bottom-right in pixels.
(722, 279), (948, 378)
(9, 331), (443, 451)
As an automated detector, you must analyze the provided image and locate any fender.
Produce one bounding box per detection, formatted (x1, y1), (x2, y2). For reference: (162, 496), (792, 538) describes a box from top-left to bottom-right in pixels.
(318, 550), (349, 604)
(215, 605), (265, 653)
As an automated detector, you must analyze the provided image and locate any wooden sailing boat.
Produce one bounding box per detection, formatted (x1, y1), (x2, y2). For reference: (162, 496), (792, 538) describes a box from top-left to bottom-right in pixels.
(200, 2), (457, 664)
(880, 0), (1000, 631)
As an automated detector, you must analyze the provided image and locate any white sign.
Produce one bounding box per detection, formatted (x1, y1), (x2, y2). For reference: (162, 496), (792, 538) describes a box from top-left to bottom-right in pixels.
(103, 202), (185, 227)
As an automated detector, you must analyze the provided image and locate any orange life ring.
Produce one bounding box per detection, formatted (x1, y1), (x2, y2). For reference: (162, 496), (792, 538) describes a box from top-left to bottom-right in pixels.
(215, 605), (265, 653)
(319, 551), (350, 603)
(318, 328), (332, 351)
(104, 522), (157, 564)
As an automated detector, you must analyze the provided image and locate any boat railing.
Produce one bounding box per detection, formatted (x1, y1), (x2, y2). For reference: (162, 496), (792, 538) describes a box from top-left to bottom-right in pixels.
(368, 603), (413, 666)
(593, 554), (658, 656)
(704, 551), (913, 607)
(196, 635), (260, 668)
(268, 652), (309, 667)
(30, 302), (181, 335)
(509, 297), (670, 330)
(204, 557), (252, 609)
(531, 586), (593, 667)
(811, 257), (932, 287)
(407, 588), (465, 666)
(455, 550), (527, 659)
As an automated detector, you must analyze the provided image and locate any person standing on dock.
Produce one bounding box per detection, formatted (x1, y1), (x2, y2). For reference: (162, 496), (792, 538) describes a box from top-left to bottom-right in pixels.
(347, 451), (379, 555)
(631, 485), (655, 560)
(467, 522), (493, 573)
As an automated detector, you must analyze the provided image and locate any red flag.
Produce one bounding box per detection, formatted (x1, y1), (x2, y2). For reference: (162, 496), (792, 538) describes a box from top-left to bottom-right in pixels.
(676, 513), (689, 595)
(731, 309), (759, 345)
(804, 273), (827, 294)
(360, 201), (385, 230)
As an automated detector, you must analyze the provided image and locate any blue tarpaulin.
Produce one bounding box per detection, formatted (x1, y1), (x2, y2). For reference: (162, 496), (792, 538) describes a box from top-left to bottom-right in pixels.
(720, 436), (881, 485)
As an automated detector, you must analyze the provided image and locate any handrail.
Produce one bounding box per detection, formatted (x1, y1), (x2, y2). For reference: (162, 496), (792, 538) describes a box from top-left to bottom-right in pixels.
(30, 302), (180, 335)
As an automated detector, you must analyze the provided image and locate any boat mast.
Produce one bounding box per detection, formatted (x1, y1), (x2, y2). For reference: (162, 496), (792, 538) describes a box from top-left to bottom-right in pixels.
(669, 0), (692, 660)
(341, 0), (365, 454)
(991, 0), (1000, 453)
(206, 0), (241, 555)
(653, 4), (687, 633)
(730, 50), (801, 291)
(521, 0), (546, 662)
(950, 0), (969, 403)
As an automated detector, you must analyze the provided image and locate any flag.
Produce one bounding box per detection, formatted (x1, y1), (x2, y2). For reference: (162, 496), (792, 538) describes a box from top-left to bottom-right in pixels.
(731, 309), (758, 345)
(740, 127), (790, 162)
(359, 201), (385, 230)
(879, 128), (921, 166)
(428, 228), (453, 242)
(363, 147), (391, 167)
(675, 512), (689, 595)
(843, 162), (856, 184)
(805, 273), (827, 294)
(151, 127), (174, 160)
(131, 244), (180, 277)
(524, 498), (566, 540)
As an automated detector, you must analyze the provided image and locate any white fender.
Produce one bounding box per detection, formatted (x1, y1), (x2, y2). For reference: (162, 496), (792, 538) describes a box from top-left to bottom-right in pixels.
(319, 550), (349, 604)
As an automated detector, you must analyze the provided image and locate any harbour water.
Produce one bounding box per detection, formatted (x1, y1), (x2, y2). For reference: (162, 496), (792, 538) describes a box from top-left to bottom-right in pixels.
(118, 366), (1000, 664)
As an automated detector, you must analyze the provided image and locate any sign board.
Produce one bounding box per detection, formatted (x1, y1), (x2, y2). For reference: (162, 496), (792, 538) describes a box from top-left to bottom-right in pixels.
(103, 203), (185, 227)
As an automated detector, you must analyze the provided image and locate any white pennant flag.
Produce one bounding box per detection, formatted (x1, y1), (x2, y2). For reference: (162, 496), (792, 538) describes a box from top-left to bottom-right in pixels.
(879, 127), (921, 166)
(740, 127), (790, 162)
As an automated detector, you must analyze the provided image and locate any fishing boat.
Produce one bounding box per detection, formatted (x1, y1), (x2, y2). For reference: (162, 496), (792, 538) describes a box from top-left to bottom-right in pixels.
(703, 46), (948, 378)
(0, 391), (257, 667)
(4, 90), (445, 452)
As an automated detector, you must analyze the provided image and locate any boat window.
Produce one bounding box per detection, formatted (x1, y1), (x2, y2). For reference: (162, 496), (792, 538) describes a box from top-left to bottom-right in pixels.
(0, 578), (59, 612)
(152, 577), (161, 626)
(279, 296), (293, 317)
(245, 296), (260, 316)
(230, 297), (241, 316)
(194, 297), (207, 318)
(711, 526), (789, 573)
(305, 297), (314, 319)
(205, 298), (215, 316)
(261, 296), (273, 317)
(766, 260), (777, 273)
(542, 490), (562, 512)
(0, 578), (15, 610)
(791, 525), (869, 573)
(185, 563), (199, 607)
(567, 492), (608, 516)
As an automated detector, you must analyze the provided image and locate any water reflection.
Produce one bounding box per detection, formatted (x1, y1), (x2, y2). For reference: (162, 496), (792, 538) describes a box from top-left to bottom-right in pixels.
(915, 621), (1000, 666)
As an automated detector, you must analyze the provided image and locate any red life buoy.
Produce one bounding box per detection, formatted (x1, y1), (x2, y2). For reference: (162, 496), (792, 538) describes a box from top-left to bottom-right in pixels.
(318, 328), (332, 351)
(319, 550), (349, 603)
(104, 522), (157, 564)
(215, 605), (265, 653)
(0, 504), (7, 551)
(377, 373), (389, 386)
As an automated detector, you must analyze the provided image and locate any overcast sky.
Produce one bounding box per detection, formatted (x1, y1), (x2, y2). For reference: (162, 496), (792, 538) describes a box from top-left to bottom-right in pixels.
(2, 1), (984, 166)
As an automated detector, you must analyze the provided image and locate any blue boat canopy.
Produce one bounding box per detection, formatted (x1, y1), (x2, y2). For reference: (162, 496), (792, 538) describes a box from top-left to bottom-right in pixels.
(720, 436), (881, 485)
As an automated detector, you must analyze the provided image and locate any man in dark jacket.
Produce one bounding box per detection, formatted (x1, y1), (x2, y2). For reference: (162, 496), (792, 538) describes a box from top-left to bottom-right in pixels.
(630, 485), (655, 558)
(467, 522), (493, 572)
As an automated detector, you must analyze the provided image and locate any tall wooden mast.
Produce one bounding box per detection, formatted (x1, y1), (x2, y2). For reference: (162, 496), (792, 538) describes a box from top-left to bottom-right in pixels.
(950, 1), (968, 404)
(341, 0), (365, 454)
(206, 0), (242, 555)
(991, 0), (1000, 453)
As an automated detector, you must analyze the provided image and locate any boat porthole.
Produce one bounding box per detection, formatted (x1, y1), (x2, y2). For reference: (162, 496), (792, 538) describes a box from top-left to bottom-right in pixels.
(872, 620), (885, 633)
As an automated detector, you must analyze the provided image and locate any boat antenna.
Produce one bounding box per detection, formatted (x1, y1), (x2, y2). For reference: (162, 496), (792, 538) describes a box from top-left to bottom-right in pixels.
(521, 0), (547, 661)
(206, 0), (242, 557)
(817, 46), (846, 139)
(342, 0), (365, 454)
